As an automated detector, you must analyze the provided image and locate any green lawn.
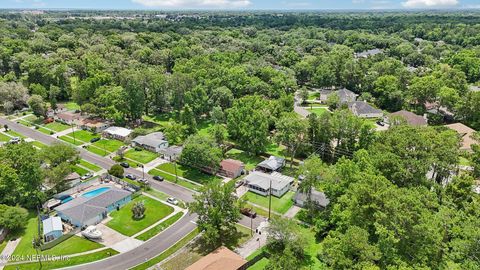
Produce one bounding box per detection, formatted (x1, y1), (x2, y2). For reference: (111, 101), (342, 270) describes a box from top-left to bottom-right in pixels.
(130, 228), (200, 270)
(4, 130), (26, 138)
(86, 145), (109, 156)
(44, 122), (71, 132)
(106, 196), (174, 236)
(23, 114), (40, 123)
(11, 212), (38, 256)
(226, 148), (263, 171)
(71, 165), (89, 176)
(29, 141), (47, 149)
(156, 163), (221, 185)
(308, 92), (320, 100)
(124, 149), (158, 164)
(92, 139), (124, 153)
(64, 102), (81, 111)
(196, 120), (213, 136)
(113, 156), (139, 168)
(248, 258), (269, 270)
(4, 249), (118, 270)
(37, 126), (53, 135)
(136, 212), (184, 241)
(17, 119), (32, 127)
(265, 143), (287, 158)
(0, 132), (11, 142)
(143, 113), (175, 127)
(307, 106), (329, 116)
(459, 156), (472, 166)
(78, 159), (102, 172)
(59, 135), (84, 146)
(148, 169), (202, 191)
(66, 130), (99, 143)
(244, 202), (281, 220)
(242, 191), (295, 214)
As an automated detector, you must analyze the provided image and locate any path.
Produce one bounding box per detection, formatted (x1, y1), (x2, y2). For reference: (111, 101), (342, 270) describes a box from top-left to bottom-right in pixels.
(283, 205), (301, 219)
(0, 238), (21, 269)
(235, 221), (269, 258)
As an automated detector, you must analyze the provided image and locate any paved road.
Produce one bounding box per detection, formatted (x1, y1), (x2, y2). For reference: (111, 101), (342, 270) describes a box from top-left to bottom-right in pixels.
(0, 117), (266, 269)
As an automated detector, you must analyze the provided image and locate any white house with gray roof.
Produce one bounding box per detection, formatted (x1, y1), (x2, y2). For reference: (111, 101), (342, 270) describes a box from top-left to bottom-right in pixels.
(102, 126), (132, 141)
(348, 101), (383, 118)
(55, 186), (132, 228)
(245, 171), (293, 197)
(132, 132), (169, 153)
(256, 156), (285, 172)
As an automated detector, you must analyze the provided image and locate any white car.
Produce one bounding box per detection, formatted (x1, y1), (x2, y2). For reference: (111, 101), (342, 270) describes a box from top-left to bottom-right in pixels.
(167, 197), (178, 205)
(80, 173), (93, 180)
(9, 137), (20, 144)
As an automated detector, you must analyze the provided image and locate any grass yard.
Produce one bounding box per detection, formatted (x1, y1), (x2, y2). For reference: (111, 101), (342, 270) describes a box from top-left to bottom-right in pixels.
(4, 249), (118, 270)
(248, 258), (269, 270)
(226, 148), (263, 171)
(66, 130), (99, 143)
(196, 120), (213, 137)
(23, 114), (40, 123)
(44, 122), (70, 132)
(307, 106), (329, 116)
(86, 145), (109, 156)
(59, 135), (84, 146)
(0, 132), (11, 142)
(37, 126), (53, 135)
(308, 92), (320, 100)
(106, 195), (174, 236)
(78, 159), (102, 172)
(244, 202), (281, 220)
(265, 143), (287, 158)
(148, 169), (202, 191)
(136, 212), (184, 241)
(124, 148), (158, 164)
(17, 119), (32, 127)
(459, 156), (472, 166)
(71, 165), (89, 176)
(64, 102), (81, 111)
(156, 163), (221, 185)
(92, 139), (124, 153)
(130, 228), (200, 270)
(242, 191), (295, 214)
(30, 141), (47, 149)
(113, 156), (139, 168)
(160, 224), (251, 270)
(4, 130), (26, 138)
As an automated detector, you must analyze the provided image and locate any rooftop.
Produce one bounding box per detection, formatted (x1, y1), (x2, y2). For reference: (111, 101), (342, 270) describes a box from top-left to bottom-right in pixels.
(220, 159), (244, 172)
(389, 110), (427, 126)
(103, 126), (132, 137)
(337, 88), (357, 103)
(43, 216), (62, 235)
(294, 189), (330, 208)
(56, 112), (82, 121)
(348, 101), (383, 115)
(132, 132), (167, 147)
(445, 123), (477, 151)
(186, 246), (247, 270)
(245, 171), (293, 191)
(257, 156), (285, 171)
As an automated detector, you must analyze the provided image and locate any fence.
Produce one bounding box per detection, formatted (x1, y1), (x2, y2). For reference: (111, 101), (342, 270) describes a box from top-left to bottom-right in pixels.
(102, 173), (141, 192)
(54, 177), (100, 199)
(40, 227), (80, 251)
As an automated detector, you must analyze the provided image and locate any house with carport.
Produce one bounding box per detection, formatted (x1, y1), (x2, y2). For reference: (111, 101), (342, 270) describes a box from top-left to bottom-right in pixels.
(244, 171), (293, 197)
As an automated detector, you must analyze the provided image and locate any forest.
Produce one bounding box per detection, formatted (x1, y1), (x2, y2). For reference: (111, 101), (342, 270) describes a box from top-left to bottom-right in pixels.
(0, 10), (479, 270)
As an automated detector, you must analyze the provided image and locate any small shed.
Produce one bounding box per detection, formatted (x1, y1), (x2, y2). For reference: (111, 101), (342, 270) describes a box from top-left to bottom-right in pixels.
(256, 156), (285, 173)
(43, 216), (63, 242)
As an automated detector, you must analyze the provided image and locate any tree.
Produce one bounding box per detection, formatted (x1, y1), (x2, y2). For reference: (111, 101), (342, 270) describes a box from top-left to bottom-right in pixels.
(275, 112), (308, 168)
(27, 94), (47, 118)
(164, 119), (187, 145)
(299, 87), (309, 104)
(408, 76), (441, 111)
(3, 124), (7, 132)
(471, 133), (480, 178)
(40, 143), (79, 167)
(180, 134), (223, 173)
(0, 82), (29, 113)
(0, 204), (28, 230)
(108, 164), (124, 178)
(188, 180), (242, 248)
(298, 155), (326, 218)
(209, 124), (228, 145)
(181, 105), (197, 135)
(373, 75), (403, 111)
(227, 95), (269, 154)
(326, 92), (340, 111)
(210, 106), (225, 124)
(132, 201), (145, 219)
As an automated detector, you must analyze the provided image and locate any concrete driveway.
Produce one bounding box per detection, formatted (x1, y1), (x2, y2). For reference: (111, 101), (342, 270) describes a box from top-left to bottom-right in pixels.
(82, 222), (129, 248)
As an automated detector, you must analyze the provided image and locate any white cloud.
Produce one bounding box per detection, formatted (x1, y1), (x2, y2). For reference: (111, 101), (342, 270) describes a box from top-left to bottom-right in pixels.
(131, 0), (251, 8)
(402, 0), (458, 8)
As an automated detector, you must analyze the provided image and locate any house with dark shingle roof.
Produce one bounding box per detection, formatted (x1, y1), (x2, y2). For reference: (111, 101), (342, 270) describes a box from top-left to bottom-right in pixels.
(219, 159), (244, 178)
(132, 132), (169, 153)
(348, 101), (383, 118)
(55, 186), (132, 228)
(256, 156), (285, 173)
(388, 110), (427, 127)
(337, 88), (357, 104)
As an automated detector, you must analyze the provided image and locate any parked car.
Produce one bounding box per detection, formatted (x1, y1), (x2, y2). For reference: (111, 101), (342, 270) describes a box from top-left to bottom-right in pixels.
(9, 137), (20, 144)
(235, 180), (244, 188)
(376, 121), (385, 126)
(120, 162), (130, 168)
(125, 174), (136, 180)
(138, 178), (148, 184)
(241, 208), (257, 218)
(90, 137), (100, 143)
(153, 175), (164, 182)
(167, 197), (178, 205)
(80, 172), (93, 180)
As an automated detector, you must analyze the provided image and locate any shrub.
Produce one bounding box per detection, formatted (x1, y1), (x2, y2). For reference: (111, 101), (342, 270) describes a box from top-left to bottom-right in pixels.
(132, 201), (146, 220)
(108, 164), (124, 178)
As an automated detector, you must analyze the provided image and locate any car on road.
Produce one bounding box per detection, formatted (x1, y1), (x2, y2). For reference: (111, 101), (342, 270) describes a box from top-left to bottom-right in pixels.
(167, 197), (178, 205)
(120, 162), (130, 168)
(138, 178), (148, 184)
(80, 172), (94, 180)
(153, 175), (164, 182)
(241, 208), (257, 218)
(90, 137), (100, 143)
(125, 174), (136, 180)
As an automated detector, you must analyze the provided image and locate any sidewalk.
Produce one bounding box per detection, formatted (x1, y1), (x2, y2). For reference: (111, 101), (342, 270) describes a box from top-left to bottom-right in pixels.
(0, 238), (22, 269)
(142, 157), (169, 173)
(283, 205), (301, 219)
(235, 221), (269, 258)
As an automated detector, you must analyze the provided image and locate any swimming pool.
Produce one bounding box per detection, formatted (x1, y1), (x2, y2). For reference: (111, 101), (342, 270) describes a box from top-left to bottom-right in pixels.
(82, 187), (110, 198)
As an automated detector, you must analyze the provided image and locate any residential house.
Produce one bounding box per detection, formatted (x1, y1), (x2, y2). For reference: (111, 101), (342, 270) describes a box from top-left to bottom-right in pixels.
(293, 189), (330, 209)
(102, 126), (132, 141)
(445, 123), (477, 152)
(355, 48), (383, 58)
(46, 104), (67, 118)
(42, 216), (63, 242)
(348, 101), (383, 118)
(159, 146), (184, 161)
(318, 89), (334, 103)
(219, 159), (245, 178)
(388, 110), (427, 127)
(65, 172), (81, 187)
(54, 112), (82, 125)
(55, 186), (132, 228)
(244, 171), (293, 197)
(80, 118), (110, 133)
(337, 88), (357, 104)
(186, 246), (247, 270)
(256, 156), (285, 173)
(132, 132), (169, 153)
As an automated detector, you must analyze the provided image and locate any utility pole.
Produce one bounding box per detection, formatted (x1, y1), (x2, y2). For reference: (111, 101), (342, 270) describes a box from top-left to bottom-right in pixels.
(174, 159), (178, 183)
(71, 123), (76, 144)
(268, 178), (272, 220)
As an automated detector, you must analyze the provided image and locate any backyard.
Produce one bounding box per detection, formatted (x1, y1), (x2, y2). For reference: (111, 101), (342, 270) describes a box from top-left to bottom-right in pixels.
(242, 191), (295, 214)
(124, 148), (158, 164)
(307, 106), (329, 116)
(226, 148), (263, 171)
(106, 195), (174, 236)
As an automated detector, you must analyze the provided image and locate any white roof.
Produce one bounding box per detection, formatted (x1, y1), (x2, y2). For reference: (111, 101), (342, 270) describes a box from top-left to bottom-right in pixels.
(104, 126), (132, 137)
(43, 216), (62, 235)
(245, 171), (293, 191)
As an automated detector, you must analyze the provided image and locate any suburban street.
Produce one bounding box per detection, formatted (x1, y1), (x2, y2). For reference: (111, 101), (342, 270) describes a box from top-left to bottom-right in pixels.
(0, 117), (265, 269)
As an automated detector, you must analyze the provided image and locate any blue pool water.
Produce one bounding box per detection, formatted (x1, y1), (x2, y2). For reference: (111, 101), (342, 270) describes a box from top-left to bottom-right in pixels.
(82, 187), (110, 198)
(61, 196), (73, 204)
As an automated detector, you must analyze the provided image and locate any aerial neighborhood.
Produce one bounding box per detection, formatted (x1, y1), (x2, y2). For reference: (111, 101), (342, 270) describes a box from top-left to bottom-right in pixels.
(0, 7), (479, 270)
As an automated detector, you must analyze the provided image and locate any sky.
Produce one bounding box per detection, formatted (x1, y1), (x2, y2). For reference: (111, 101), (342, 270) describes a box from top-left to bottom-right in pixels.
(2, 0), (480, 10)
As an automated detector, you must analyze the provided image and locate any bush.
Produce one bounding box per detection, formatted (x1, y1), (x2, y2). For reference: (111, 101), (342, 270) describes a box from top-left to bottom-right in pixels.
(108, 164), (124, 178)
(132, 201), (146, 220)
(50, 131), (54, 135)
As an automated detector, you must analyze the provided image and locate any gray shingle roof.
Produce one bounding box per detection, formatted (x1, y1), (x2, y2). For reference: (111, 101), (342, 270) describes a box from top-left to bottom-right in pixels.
(356, 48), (383, 58)
(336, 88), (357, 103)
(257, 156), (285, 171)
(348, 101), (383, 116)
(132, 132), (167, 148)
(55, 187), (131, 225)
(245, 171), (293, 191)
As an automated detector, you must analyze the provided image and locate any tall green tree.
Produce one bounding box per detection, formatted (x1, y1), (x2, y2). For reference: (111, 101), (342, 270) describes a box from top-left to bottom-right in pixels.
(275, 112), (308, 168)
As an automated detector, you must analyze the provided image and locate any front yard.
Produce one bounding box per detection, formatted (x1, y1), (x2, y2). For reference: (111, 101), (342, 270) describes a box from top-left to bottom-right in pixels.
(106, 195), (174, 236)
(66, 130), (100, 143)
(148, 169), (202, 191)
(155, 163), (221, 185)
(44, 122), (71, 132)
(92, 139), (125, 153)
(307, 106), (329, 116)
(124, 148), (158, 164)
(242, 191), (295, 214)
